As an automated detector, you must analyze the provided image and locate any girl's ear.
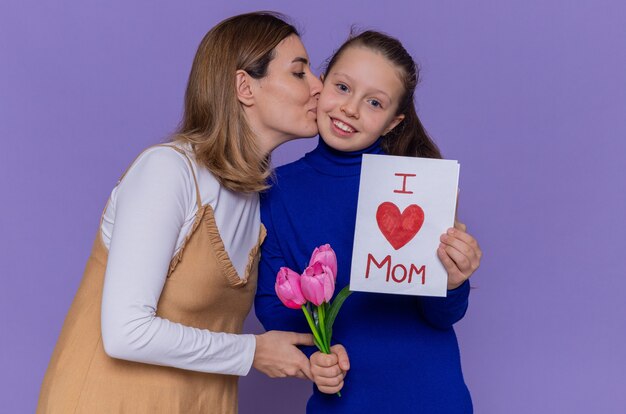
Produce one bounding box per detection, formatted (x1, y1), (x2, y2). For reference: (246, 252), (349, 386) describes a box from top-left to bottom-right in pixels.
(235, 70), (254, 107)
(384, 114), (405, 135)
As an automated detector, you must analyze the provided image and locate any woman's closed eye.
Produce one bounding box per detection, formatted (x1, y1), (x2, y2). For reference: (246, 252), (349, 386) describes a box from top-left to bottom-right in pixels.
(293, 72), (306, 79)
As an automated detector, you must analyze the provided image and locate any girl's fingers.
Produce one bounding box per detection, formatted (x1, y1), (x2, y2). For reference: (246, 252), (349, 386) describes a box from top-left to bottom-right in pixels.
(442, 243), (473, 273)
(317, 381), (344, 394)
(440, 232), (481, 269)
(439, 241), (479, 278)
(311, 351), (337, 368)
(438, 247), (467, 289)
(330, 344), (350, 371)
(312, 364), (343, 379)
(314, 372), (345, 386)
(454, 219), (467, 233)
(440, 234), (474, 262)
(438, 246), (461, 276)
(447, 227), (478, 248)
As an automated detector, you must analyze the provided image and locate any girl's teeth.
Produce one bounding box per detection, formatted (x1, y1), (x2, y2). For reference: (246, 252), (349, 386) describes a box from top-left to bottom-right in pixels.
(334, 120), (354, 132)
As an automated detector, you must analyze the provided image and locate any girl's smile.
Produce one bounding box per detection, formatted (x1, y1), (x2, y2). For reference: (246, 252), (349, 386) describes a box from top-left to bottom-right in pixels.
(330, 117), (358, 136)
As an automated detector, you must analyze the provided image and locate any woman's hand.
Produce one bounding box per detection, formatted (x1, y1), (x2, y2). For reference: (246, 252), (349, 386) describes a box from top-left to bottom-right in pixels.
(438, 220), (482, 290)
(310, 344), (350, 394)
(253, 331), (314, 380)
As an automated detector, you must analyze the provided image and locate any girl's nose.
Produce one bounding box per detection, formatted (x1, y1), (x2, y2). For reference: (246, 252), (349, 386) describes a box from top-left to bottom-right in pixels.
(340, 101), (359, 119)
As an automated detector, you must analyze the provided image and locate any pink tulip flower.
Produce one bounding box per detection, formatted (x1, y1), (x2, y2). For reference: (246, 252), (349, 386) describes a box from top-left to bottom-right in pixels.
(309, 244), (338, 281)
(301, 262), (335, 306)
(275, 267), (306, 309)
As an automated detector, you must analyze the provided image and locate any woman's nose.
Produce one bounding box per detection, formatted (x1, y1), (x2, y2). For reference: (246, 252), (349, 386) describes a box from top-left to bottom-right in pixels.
(310, 75), (323, 97)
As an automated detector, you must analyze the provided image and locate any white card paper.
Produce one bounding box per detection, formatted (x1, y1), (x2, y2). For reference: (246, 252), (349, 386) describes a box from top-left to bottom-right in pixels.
(350, 154), (460, 297)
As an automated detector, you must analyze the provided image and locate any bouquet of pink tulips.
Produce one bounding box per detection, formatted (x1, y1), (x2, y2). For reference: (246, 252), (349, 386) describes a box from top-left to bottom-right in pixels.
(275, 244), (352, 392)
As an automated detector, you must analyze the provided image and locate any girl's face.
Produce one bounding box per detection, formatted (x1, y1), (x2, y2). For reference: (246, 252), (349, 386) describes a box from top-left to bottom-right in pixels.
(317, 46), (405, 152)
(245, 35), (322, 153)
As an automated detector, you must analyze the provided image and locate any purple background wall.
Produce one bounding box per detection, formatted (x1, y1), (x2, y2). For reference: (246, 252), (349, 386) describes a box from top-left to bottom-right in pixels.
(2, 1), (625, 413)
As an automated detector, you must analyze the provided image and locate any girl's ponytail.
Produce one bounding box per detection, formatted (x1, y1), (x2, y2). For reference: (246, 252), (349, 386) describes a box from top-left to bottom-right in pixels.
(382, 105), (442, 159)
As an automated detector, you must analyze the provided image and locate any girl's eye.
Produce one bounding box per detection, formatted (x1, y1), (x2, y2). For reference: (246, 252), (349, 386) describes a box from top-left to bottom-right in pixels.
(293, 72), (306, 79)
(336, 83), (349, 92)
(368, 99), (382, 108)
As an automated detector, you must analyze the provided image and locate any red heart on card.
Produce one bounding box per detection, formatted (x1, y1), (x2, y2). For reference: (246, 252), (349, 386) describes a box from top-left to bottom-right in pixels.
(376, 202), (425, 250)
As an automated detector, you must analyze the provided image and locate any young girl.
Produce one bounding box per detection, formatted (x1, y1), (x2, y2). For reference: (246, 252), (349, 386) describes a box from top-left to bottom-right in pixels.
(37, 12), (322, 413)
(255, 31), (482, 413)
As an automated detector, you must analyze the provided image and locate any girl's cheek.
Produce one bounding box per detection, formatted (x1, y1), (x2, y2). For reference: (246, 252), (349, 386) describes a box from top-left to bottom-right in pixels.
(326, 94), (342, 106)
(318, 98), (333, 111)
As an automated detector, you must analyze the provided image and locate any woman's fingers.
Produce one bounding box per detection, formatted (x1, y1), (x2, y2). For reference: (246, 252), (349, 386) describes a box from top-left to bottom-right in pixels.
(253, 331), (313, 381)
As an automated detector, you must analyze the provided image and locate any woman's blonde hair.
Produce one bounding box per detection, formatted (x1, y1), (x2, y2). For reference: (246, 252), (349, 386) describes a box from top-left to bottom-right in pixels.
(175, 12), (298, 193)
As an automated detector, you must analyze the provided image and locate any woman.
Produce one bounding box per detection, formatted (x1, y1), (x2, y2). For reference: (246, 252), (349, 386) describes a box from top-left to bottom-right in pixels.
(37, 12), (322, 413)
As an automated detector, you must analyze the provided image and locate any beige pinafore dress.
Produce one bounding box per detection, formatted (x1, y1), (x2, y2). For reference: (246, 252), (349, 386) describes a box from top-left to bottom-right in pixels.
(37, 145), (265, 413)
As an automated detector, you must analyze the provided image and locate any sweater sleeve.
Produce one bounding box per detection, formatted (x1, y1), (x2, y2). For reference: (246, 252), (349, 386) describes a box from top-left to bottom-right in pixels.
(255, 192), (317, 356)
(100, 147), (255, 376)
(417, 279), (470, 330)
(255, 192), (310, 333)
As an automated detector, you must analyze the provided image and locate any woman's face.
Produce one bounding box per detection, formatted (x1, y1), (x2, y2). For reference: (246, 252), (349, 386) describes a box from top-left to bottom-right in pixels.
(245, 35), (322, 153)
(317, 46), (405, 152)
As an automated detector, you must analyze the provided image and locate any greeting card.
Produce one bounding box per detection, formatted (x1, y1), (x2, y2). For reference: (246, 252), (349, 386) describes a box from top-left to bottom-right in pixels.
(350, 154), (460, 297)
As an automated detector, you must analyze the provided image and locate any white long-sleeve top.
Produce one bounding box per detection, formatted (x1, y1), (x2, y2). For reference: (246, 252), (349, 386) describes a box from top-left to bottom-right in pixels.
(99, 143), (259, 376)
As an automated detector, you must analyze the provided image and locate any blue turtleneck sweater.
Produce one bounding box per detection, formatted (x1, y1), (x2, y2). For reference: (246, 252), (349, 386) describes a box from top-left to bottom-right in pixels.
(256, 138), (472, 413)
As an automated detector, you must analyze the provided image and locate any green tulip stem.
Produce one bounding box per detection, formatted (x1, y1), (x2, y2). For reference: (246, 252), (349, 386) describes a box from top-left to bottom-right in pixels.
(301, 303), (343, 398)
(318, 303), (330, 354)
(301, 305), (325, 353)
(321, 303), (340, 398)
